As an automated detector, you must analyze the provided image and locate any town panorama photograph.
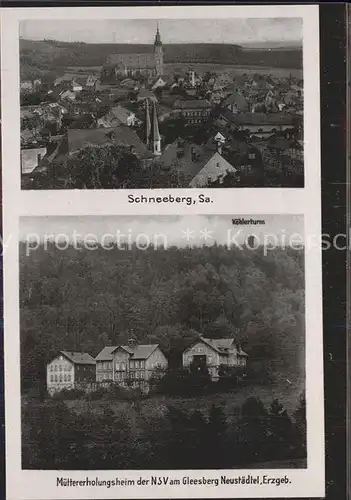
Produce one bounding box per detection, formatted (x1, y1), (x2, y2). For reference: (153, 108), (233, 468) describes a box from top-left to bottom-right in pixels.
(19, 18), (304, 189)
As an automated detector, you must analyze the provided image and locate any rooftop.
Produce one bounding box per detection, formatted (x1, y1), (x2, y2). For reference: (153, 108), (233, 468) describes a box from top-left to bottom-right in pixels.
(60, 351), (96, 365)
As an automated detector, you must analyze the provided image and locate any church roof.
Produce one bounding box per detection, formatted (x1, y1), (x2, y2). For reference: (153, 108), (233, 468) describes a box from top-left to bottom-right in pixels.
(107, 52), (156, 69)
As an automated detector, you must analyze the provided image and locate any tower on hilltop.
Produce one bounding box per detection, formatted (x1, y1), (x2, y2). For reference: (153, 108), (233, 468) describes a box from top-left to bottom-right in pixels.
(154, 23), (164, 76)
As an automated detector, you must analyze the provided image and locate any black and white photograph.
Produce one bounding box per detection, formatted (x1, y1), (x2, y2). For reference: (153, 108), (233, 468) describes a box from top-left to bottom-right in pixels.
(20, 214), (306, 471)
(19, 18), (304, 190)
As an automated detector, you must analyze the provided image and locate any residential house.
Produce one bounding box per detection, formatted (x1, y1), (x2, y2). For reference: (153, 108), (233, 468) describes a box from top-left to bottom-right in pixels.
(95, 346), (115, 381)
(189, 150), (238, 188)
(172, 99), (211, 125)
(96, 340), (168, 390)
(60, 90), (76, 102)
(151, 76), (168, 90)
(46, 351), (96, 395)
(262, 135), (304, 182)
(86, 74), (99, 89)
(182, 336), (248, 381)
(97, 105), (136, 127)
(21, 146), (47, 175)
(222, 92), (249, 114)
(20, 81), (34, 91)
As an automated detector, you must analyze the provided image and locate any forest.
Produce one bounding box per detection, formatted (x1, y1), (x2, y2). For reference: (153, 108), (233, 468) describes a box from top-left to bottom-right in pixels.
(20, 241), (305, 469)
(20, 39), (303, 80)
(22, 393), (306, 470)
(20, 241), (305, 391)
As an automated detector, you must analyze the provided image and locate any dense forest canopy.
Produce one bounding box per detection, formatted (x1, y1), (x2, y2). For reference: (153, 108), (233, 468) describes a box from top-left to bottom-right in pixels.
(20, 242), (305, 390)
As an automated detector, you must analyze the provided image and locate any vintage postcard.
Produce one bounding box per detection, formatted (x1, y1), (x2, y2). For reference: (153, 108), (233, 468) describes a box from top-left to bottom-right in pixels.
(1, 4), (323, 500)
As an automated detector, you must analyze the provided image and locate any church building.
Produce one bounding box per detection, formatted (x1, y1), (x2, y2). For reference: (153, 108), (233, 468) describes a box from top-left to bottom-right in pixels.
(103, 25), (164, 79)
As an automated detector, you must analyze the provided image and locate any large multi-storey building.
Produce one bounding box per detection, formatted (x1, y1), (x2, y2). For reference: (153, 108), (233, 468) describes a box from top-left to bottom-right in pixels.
(95, 340), (168, 390)
(46, 351), (96, 395)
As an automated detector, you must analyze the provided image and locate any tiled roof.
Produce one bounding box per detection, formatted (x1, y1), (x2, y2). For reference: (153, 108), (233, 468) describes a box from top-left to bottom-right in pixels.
(221, 111), (299, 126)
(60, 351), (96, 365)
(173, 99), (211, 110)
(198, 336), (248, 357)
(122, 344), (159, 360)
(96, 344), (159, 361)
(222, 93), (249, 111)
(95, 346), (117, 361)
(67, 126), (152, 158)
(108, 52), (155, 69)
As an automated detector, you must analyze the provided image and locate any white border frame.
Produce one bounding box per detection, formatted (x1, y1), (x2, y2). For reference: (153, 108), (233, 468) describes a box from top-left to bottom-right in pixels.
(1, 4), (324, 499)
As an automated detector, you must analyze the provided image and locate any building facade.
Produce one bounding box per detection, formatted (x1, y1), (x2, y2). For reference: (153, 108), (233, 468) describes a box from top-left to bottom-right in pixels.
(46, 351), (96, 395)
(182, 336), (248, 381)
(95, 341), (168, 390)
(172, 99), (212, 125)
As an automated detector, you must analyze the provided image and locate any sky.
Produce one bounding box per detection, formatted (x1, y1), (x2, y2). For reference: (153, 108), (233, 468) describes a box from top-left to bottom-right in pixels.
(20, 215), (304, 249)
(19, 18), (302, 45)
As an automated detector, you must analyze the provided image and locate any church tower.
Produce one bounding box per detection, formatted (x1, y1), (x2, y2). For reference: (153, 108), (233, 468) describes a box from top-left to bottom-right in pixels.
(152, 101), (161, 156)
(154, 23), (163, 76)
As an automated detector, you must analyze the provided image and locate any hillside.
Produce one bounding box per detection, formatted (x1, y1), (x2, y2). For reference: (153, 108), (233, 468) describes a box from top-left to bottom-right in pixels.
(20, 242), (305, 390)
(20, 38), (303, 80)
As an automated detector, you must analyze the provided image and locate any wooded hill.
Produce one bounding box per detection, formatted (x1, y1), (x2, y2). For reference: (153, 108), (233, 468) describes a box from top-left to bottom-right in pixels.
(20, 242), (305, 390)
(20, 38), (303, 80)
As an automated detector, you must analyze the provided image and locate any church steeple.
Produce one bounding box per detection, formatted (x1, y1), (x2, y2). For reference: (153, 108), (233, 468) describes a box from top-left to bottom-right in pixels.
(154, 22), (162, 46)
(145, 98), (151, 147)
(152, 101), (161, 156)
(154, 22), (163, 76)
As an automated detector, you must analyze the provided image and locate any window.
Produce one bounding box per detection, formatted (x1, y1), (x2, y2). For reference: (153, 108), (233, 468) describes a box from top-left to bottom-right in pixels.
(59, 365), (62, 372)
(248, 153), (256, 160)
(55, 374), (58, 382)
(59, 375), (62, 383)
(121, 362), (125, 370)
(116, 362), (119, 370)
(64, 374), (67, 382)
(136, 361), (140, 369)
(54, 365), (58, 371)
(50, 375), (53, 382)
(216, 162), (220, 169)
(208, 356), (212, 363)
(67, 375), (71, 382)
(130, 361), (135, 369)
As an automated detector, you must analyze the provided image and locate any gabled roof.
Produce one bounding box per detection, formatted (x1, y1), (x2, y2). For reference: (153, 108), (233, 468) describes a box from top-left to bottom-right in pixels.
(122, 344), (159, 360)
(185, 336), (248, 357)
(97, 344), (160, 361)
(60, 351), (96, 365)
(95, 346), (117, 361)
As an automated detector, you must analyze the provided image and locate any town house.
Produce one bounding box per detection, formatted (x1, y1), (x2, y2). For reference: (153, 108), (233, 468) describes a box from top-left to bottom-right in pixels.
(182, 336), (248, 381)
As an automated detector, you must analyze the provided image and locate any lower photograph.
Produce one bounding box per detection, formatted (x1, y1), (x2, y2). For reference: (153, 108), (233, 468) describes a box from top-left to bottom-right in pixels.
(19, 214), (307, 472)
